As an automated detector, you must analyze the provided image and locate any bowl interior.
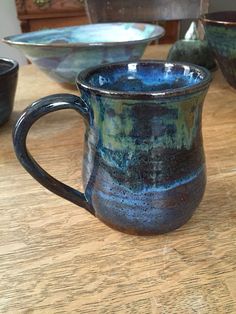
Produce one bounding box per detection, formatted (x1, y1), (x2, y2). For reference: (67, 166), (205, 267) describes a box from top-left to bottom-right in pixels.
(203, 11), (236, 24)
(0, 59), (18, 76)
(4, 23), (164, 47)
(80, 61), (210, 93)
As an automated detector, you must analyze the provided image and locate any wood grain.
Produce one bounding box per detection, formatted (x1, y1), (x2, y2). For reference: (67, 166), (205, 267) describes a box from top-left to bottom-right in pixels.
(16, 0), (89, 34)
(0, 45), (236, 313)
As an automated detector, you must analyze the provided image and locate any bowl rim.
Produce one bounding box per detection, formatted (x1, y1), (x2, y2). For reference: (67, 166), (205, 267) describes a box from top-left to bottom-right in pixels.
(2, 22), (165, 48)
(200, 11), (236, 26)
(0, 58), (19, 77)
(76, 60), (212, 99)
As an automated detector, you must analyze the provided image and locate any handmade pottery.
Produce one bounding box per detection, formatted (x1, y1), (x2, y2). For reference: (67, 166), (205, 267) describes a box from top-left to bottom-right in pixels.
(201, 11), (236, 88)
(13, 61), (211, 235)
(0, 58), (18, 126)
(167, 21), (216, 71)
(3, 23), (164, 88)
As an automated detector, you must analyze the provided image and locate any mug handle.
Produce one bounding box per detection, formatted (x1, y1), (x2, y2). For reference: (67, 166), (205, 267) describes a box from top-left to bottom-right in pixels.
(13, 93), (94, 215)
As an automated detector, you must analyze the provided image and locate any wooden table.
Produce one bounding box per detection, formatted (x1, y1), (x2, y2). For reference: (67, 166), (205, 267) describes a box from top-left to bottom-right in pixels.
(1, 45), (236, 313)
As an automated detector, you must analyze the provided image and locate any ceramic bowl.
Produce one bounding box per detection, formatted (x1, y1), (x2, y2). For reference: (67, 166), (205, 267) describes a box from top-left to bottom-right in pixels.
(3, 23), (164, 88)
(0, 58), (18, 126)
(201, 11), (236, 88)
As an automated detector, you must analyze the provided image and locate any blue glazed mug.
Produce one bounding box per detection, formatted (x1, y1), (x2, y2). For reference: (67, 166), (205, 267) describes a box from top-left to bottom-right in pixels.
(13, 61), (211, 235)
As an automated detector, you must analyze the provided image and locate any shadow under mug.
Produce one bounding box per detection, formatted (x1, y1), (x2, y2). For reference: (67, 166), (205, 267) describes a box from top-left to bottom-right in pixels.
(0, 58), (18, 126)
(13, 61), (212, 235)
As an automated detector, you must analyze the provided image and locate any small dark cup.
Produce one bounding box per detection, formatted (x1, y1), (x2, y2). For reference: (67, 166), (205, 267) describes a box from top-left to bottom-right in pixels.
(201, 11), (236, 89)
(0, 58), (18, 126)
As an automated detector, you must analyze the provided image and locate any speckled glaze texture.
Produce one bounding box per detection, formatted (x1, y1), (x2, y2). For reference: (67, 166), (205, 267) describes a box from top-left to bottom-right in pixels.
(4, 23), (164, 87)
(0, 58), (18, 126)
(167, 40), (217, 71)
(13, 61), (211, 235)
(202, 11), (236, 89)
(77, 61), (211, 234)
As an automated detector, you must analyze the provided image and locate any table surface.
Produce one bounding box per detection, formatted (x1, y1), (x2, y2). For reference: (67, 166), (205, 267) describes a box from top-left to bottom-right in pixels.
(1, 45), (236, 313)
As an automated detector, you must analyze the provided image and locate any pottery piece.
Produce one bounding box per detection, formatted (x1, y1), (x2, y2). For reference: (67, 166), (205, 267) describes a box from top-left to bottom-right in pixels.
(201, 11), (236, 88)
(167, 21), (217, 71)
(3, 23), (164, 88)
(0, 58), (18, 126)
(13, 61), (211, 235)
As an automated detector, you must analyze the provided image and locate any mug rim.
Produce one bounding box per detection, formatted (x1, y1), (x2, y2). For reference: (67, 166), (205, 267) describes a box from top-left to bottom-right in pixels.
(0, 58), (19, 77)
(200, 11), (236, 26)
(76, 60), (212, 99)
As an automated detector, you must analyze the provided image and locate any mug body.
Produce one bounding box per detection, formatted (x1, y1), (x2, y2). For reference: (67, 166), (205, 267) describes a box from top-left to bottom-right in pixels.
(202, 11), (236, 88)
(0, 58), (18, 126)
(77, 61), (211, 234)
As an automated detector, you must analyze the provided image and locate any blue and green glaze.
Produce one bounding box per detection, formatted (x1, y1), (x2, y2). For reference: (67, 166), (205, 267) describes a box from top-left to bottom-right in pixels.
(3, 23), (164, 87)
(202, 11), (236, 89)
(13, 61), (211, 235)
(77, 61), (211, 234)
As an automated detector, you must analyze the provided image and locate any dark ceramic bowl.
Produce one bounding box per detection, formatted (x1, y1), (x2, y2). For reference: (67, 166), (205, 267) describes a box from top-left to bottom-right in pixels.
(0, 58), (18, 126)
(3, 23), (164, 88)
(201, 11), (236, 88)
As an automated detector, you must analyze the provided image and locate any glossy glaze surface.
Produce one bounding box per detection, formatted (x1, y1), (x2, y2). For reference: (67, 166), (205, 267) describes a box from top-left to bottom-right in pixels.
(167, 21), (216, 71)
(84, 62), (206, 92)
(4, 23), (164, 87)
(0, 58), (18, 126)
(202, 11), (236, 88)
(13, 61), (211, 235)
(167, 40), (217, 71)
(77, 61), (211, 234)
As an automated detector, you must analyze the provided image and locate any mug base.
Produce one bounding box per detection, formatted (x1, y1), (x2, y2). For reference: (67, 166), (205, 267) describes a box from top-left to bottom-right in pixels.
(96, 209), (196, 236)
